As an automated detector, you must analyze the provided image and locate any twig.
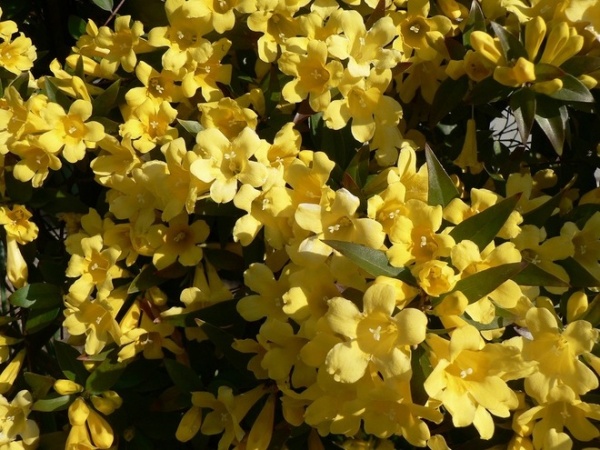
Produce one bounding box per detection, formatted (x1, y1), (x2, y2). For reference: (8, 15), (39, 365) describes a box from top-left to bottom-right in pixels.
(103, 0), (127, 27)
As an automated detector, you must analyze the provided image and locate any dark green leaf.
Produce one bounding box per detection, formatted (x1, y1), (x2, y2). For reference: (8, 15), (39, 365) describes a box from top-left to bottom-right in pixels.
(462, 0), (486, 47)
(512, 263), (569, 287)
(548, 74), (595, 103)
(322, 240), (416, 284)
(85, 356), (127, 394)
(462, 311), (513, 330)
(128, 265), (166, 294)
(9, 72), (30, 98)
(32, 394), (73, 412)
(30, 188), (89, 214)
(449, 194), (520, 250)
(92, 0), (114, 11)
(5, 173), (33, 203)
(43, 79), (71, 111)
(26, 306), (61, 334)
(93, 80), (121, 117)
(200, 322), (254, 376)
(534, 63), (565, 82)
(342, 144), (370, 193)
(535, 104), (568, 155)
(429, 75), (469, 126)
(491, 22), (528, 61)
(92, 117), (120, 134)
(426, 144), (460, 207)
(68, 15), (87, 40)
(164, 359), (204, 392)
(54, 341), (89, 384)
(470, 77), (515, 105)
(24, 372), (55, 399)
(9, 283), (62, 308)
(447, 263), (525, 304)
(409, 345), (431, 405)
(582, 294), (600, 327)
(510, 88), (536, 143)
(559, 257), (600, 287)
(561, 56), (600, 77)
(522, 176), (576, 227)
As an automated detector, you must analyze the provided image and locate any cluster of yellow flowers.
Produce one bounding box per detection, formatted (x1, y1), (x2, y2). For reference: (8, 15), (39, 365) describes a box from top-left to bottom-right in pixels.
(1, 0), (600, 448)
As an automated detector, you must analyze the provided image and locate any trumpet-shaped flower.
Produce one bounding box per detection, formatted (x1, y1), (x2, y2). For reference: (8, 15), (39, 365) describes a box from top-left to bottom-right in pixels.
(0, 33), (36, 75)
(325, 283), (427, 383)
(0, 390), (39, 449)
(182, 38), (232, 101)
(125, 62), (183, 107)
(521, 307), (599, 403)
(0, 204), (38, 244)
(120, 99), (178, 153)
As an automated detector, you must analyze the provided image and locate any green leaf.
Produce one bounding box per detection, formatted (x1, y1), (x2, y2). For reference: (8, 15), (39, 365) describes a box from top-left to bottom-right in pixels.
(43, 78), (71, 111)
(462, 0), (486, 47)
(510, 88), (536, 143)
(522, 176), (576, 227)
(449, 194), (520, 250)
(92, 0), (114, 11)
(68, 15), (87, 40)
(426, 144), (459, 207)
(470, 77), (515, 105)
(32, 394), (73, 412)
(429, 75), (469, 126)
(491, 22), (528, 61)
(534, 63), (566, 82)
(446, 262), (525, 304)
(200, 322), (254, 376)
(24, 372), (55, 399)
(26, 306), (61, 334)
(164, 359), (204, 392)
(342, 144), (370, 193)
(322, 240), (416, 284)
(128, 265), (166, 294)
(461, 310), (514, 330)
(548, 73), (595, 103)
(92, 117), (120, 134)
(9, 73), (30, 98)
(177, 119), (204, 136)
(54, 341), (89, 384)
(409, 345), (431, 405)
(561, 56), (600, 77)
(85, 355), (127, 394)
(535, 104), (568, 155)
(559, 257), (600, 287)
(512, 263), (569, 287)
(93, 79), (121, 117)
(9, 283), (62, 308)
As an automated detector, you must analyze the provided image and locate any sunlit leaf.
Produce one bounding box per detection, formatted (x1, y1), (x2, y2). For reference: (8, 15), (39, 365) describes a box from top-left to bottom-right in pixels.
(426, 144), (459, 208)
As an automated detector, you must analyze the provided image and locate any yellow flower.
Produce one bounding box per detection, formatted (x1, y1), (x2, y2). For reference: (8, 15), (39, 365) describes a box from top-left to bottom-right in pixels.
(454, 118), (483, 174)
(539, 21), (583, 67)
(5, 237), (28, 289)
(194, 0), (256, 34)
(191, 127), (269, 204)
(198, 94), (260, 139)
(147, 213), (210, 270)
(124, 62), (183, 107)
(279, 40), (344, 112)
(424, 326), (530, 439)
(11, 137), (63, 188)
(0, 204), (38, 244)
(0, 33), (36, 75)
(247, 3), (300, 63)
(38, 99), (105, 163)
(414, 260), (457, 297)
(560, 212), (600, 281)
(0, 390), (39, 449)
(90, 135), (142, 186)
(0, 88), (49, 154)
(325, 284), (427, 383)
(493, 57), (536, 88)
(521, 307), (599, 403)
(181, 38), (232, 101)
(0, 9), (18, 40)
(66, 397), (114, 449)
(120, 99), (178, 154)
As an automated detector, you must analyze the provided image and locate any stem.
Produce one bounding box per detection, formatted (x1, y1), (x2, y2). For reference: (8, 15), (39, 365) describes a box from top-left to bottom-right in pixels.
(103, 0), (127, 26)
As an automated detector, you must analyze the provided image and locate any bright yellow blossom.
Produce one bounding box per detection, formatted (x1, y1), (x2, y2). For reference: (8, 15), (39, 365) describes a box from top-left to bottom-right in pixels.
(0, 390), (39, 449)
(0, 204), (38, 244)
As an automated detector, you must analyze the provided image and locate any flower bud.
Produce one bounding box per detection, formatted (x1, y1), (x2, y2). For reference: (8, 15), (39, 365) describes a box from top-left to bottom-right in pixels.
(54, 379), (84, 395)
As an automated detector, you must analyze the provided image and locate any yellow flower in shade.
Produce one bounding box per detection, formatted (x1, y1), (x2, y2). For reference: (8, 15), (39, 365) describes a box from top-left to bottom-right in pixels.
(0, 33), (36, 75)
(521, 307), (599, 403)
(424, 326), (532, 439)
(454, 119), (483, 174)
(325, 284), (427, 383)
(237, 263), (292, 323)
(90, 135), (142, 187)
(396, 54), (446, 104)
(66, 235), (126, 301)
(178, 385), (266, 449)
(66, 397), (114, 449)
(191, 127), (269, 204)
(93, 15), (153, 74)
(124, 62), (183, 107)
(120, 99), (178, 154)
(0, 350), (25, 395)
(63, 289), (124, 356)
(285, 150), (335, 206)
(560, 212), (600, 281)
(10, 137), (63, 188)
(147, 213), (210, 270)
(105, 167), (162, 225)
(181, 38), (232, 101)
(515, 388), (600, 450)
(279, 40), (344, 112)
(5, 237), (28, 289)
(38, 99), (105, 163)
(0, 9), (18, 40)
(118, 300), (183, 361)
(0, 88), (49, 155)
(387, 146), (429, 202)
(0, 390), (39, 449)
(247, 3), (300, 63)
(0, 204), (38, 244)
(198, 94), (260, 139)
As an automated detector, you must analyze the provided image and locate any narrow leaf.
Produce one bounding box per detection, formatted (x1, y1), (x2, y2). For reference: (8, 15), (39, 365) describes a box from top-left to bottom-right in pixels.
(85, 356), (127, 394)
(449, 263), (525, 304)
(429, 76), (469, 126)
(32, 394), (73, 412)
(9, 283), (62, 308)
(426, 144), (459, 207)
(128, 265), (166, 294)
(26, 306), (61, 334)
(93, 79), (121, 117)
(510, 88), (536, 143)
(491, 22), (528, 61)
(323, 240), (416, 284)
(164, 359), (204, 392)
(177, 119), (204, 135)
(548, 74), (595, 103)
(450, 194), (520, 250)
(522, 176), (576, 227)
(535, 105), (567, 155)
(54, 341), (89, 384)
(512, 263), (570, 287)
(561, 56), (600, 76)
(462, 0), (486, 47)
(92, 0), (114, 11)
(199, 322), (254, 376)
(559, 257), (600, 287)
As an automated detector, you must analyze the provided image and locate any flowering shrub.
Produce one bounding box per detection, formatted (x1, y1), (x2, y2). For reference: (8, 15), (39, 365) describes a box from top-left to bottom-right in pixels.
(1, 0), (600, 448)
